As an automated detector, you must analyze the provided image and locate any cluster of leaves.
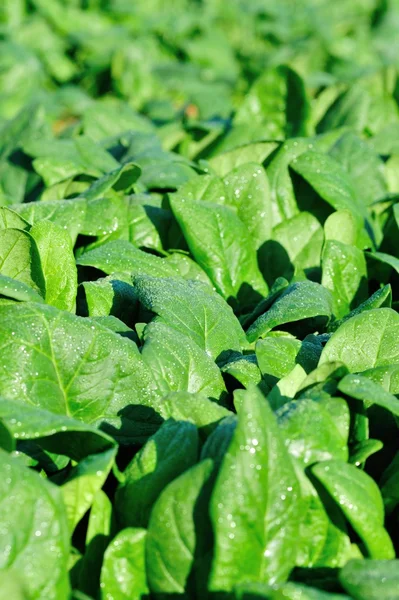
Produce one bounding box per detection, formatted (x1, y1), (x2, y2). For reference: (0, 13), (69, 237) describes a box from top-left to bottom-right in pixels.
(2, 0), (399, 599)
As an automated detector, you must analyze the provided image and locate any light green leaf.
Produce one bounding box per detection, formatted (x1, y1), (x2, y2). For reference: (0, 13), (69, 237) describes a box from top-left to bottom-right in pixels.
(320, 308), (399, 372)
(100, 528), (149, 600)
(62, 447), (116, 532)
(134, 276), (246, 361)
(115, 419), (199, 528)
(0, 228), (45, 295)
(0, 302), (160, 443)
(142, 321), (226, 400)
(146, 459), (213, 596)
(30, 220), (77, 312)
(209, 385), (300, 589)
(322, 240), (368, 319)
(340, 559), (399, 600)
(247, 281), (332, 343)
(312, 460), (394, 559)
(0, 449), (70, 599)
(170, 196), (268, 308)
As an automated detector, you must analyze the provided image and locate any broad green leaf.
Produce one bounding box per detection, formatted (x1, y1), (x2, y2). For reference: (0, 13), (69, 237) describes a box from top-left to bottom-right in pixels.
(30, 220), (77, 312)
(165, 252), (213, 286)
(339, 559), (399, 600)
(134, 276), (246, 361)
(322, 240), (368, 319)
(221, 353), (264, 389)
(142, 321), (226, 400)
(0, 273), (44, 303)
(261, 212), (324, 285)
(62, 447), (116, 532)
(223, 163), (272, 248)
(330, 132), (387, 206)
(0, 206), (30, 230)
(256, 335), (322, 380)
(172, 172), (226, 205)
(277, 398), (349, 465)
(0, 449), (70, 599)
(209, 385), (301, 589)
(159, 391), (231, 438)
(319, 308), (399, 372)
(0, 399), (115, 460)
(209, 141), (278, 177)
(79, 162), (141, 201)
(81, 275), (137, 322)
(0, 228), (45, 295)
(115, 419), (199, 528)
(0, 303), (160, 443)
(100, 528), (149, 600)
(234, 66), (311, 139)
(324, 210), (358, 246)
(247, 281), (332, 343)
(291, 151), (365, 221)
(14, 198), (87, 245)
(170, 196), (268, 308)
(361, 364), (399, 394)
(312, 460), (394, 559)
(24, 136), (119, 187)
(338, 374), (399, 417)
(77, 240), (178, 278)
(328, 285), (392, 332)
(146, 459), (213, 596)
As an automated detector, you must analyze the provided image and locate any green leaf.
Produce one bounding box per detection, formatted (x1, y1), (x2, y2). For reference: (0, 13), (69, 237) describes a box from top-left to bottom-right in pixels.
(30, 220), (77, 312)
(234, 66), (311, 139)
(339, 559), (399, 600)
(209, 385), (301, 590)
(146, 459), (213, 596)
(338, 374), (399, 417)
(312, 460), (394, 559)
(0, 206), (30, 230)
(62, 447), (116, 532)
(115, 419), (199, 528)
(79, 162), (141, 201)
(0, 449), (70, 599)
(291, 151), (365, 221)
(256, 335), (322, 380)
(247, 281), (332, 343)
(223, 163), (272, 248)
(134, 276), (246, 361)
(0, 228), (45, 296)
(159, 391), (231, 439)
(77, 240), (178, 278)
(170, 196), (268, 308)
(81, 275), (137, 323)
(14, 198), (87, 245)
(24, 136), (119, 187)
(100, 528), (149, 600)
(328, 285), (392, 332)
(142, 321), (226, 400)
(330, 132), (387, 206)
(277, 398), (349, 465)
(0, 273), (44, 303)
(319, 308), (399, 372)
(0, 398), (115, 460)
(322, 240), (368, 319)
(0, 303), (160, 443)
(261, 212), (324, 285)
(78, 490), (114, 598)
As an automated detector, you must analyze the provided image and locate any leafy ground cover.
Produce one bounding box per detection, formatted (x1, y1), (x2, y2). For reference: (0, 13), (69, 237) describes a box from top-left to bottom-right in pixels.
(2, 0), (399, 598)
